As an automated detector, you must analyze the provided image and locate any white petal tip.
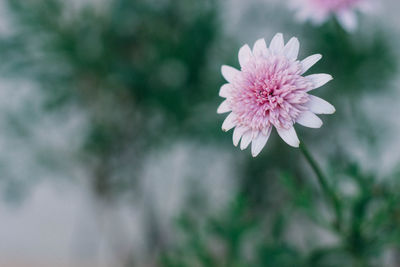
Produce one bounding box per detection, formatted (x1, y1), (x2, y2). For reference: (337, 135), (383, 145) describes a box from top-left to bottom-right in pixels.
(277, 127), (300, 148)
(221, 113), (236, 132)
(217, 108), (227, 114)
(251, 148), (264, 157)
(221, 65), (240, 83)
(269, 33), (284, 54)
(219, 84), (232, 98)
(253, 38), (269, 57)
(233, 127), (246, 147)
(324, 75), (334, 82)
(238, 44), (252, 67)
(296, 111), (323, 129)
(301, 54), (322, 74)
(308, 95), (336, 115)
(217, 100), (230, 114)
(250, 130), (271, 157)
(284, 37), (300, 61)
(287, 140), (300, 148)
(327, 106), (336, 114)
(240, 132), (252, 150)
(307, 73), (334, 90)
(291, 139), (300, 148)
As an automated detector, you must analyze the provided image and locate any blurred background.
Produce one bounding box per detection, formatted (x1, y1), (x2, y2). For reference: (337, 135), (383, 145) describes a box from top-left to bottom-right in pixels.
(0, 0), (400, 266)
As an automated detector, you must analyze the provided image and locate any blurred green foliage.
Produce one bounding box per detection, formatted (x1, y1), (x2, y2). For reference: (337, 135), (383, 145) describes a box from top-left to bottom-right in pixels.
(0, 0), (230, 198)
(163, 164), (400, 267)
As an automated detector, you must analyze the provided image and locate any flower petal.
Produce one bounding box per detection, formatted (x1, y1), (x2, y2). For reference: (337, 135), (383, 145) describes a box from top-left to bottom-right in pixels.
(277, 126), (300, 147)
(301, 54), (322, 74)
(217, 100), (230, 114)
(296, 111), (323, 128)
(238, 44), (252, 68)
(306, 74), (333, 91)
(269, 33), (284, 55)
(233, 127), (246, 147)
(337, 10), (357, 32)
(222, 113), (236, 132)
(240, 131), (252, 150)
(253, 38), (269, 57)
(221, 65), (240, 83)
(283, 37), (300, 61)
(251, 127), (272, 157)
(219, 84), (232, 98)
(308, 95), (335, 114)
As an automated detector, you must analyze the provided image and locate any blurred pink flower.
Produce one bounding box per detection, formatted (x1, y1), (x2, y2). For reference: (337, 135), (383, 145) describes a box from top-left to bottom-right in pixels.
(291, 0), (373, 31)
(218, 33), (335, 157)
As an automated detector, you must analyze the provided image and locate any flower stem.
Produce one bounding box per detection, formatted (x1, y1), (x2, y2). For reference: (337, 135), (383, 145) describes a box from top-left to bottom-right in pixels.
(299, 141), (342, 231)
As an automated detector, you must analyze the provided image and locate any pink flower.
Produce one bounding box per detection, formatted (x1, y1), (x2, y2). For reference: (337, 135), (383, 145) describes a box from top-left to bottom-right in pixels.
(291, 0), (373, 31)
(217, 33), (335, 157)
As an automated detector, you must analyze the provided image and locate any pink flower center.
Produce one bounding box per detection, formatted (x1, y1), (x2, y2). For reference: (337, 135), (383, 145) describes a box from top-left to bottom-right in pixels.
(230, 56), (311, 131)
(254, 78), (283, 105)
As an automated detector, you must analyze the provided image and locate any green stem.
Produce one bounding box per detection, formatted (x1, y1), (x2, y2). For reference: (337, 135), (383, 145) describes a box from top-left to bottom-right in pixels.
(299, 141), (342, 231)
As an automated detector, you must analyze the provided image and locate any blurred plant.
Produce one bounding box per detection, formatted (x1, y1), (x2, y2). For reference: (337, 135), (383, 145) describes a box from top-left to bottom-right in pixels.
(163, 161), (400, 267)
(0, 0), (231, 264)
(289, 0), (375, 32)
(0, 0), (227, 196)
(0, 0), (231, 198)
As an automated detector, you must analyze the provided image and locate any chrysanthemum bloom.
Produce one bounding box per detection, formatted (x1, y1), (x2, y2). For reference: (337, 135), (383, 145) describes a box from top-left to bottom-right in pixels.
(290, 0), (374, 31)
(217, 33), (335, 157)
